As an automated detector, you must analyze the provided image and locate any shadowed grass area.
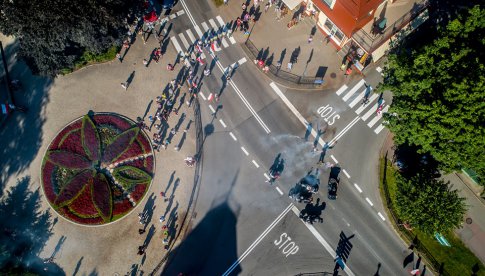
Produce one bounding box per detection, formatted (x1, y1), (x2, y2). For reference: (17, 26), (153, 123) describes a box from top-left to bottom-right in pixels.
(60, 45), (119, 75)
(379, 157), (485, 276)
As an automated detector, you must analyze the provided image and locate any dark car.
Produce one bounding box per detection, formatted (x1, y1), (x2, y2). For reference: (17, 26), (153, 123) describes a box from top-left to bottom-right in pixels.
(299, 175), (320, 193)
(161, 0), (175, 9)
(328, 178), (338, 200)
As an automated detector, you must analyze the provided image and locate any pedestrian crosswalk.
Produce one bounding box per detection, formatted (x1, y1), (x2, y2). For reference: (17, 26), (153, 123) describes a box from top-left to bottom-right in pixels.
(335, 80), (389, 134)
(170, 15), (237, 58)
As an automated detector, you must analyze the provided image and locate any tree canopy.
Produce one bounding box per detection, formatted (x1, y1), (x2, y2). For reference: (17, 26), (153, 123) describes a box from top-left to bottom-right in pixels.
(380, 6), (485, 181)
(395, 174), (466, 235)
(0, 0), (143, 76)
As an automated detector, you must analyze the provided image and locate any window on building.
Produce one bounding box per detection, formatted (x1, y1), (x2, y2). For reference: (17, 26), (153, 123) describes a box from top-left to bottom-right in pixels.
(323, 18), (346, 44)
(321, 0), (335, 9)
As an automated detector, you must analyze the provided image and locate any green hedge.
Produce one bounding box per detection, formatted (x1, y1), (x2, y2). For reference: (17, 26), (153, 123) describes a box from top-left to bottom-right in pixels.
(60, 45), (119, 74)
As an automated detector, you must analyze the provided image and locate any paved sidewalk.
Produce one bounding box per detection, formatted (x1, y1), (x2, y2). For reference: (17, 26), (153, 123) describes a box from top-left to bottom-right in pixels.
(0, 29), (199, 275)
(218, 1), (358, 90)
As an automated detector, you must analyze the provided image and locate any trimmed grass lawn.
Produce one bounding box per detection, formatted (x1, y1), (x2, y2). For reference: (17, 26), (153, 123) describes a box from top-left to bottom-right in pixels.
(379, 157), (485, 276)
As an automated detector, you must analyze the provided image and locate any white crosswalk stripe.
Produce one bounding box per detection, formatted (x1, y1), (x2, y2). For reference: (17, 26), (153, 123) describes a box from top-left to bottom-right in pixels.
(367, 105), (389, 127)
(362, 100), (385, 121)
(342, 79), (365, 102)
(334, 80), (390, 135)
(355, 93), (379, 115)
(169, 15), (237, 63)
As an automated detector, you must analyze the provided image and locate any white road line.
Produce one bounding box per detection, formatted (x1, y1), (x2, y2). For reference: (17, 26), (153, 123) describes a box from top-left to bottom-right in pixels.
(223, 204), (294, 276)
(179, 0), (197, 27)
(178, 32), (191, 50)
(220, 37), (229, 48)
(367, 105), (389, 128)
(335, 85), (348, 96)
(186, 29), (197, 43)
(354, 183), (363, 193)
(229, 132), (237, 141)
(194, 25), (204, 38)
(241, 147), (249, 156)
(219, 119), (227, 128)
(378, 212), (386, 221)
(365, 198), (374, 206)
(348, 90), (366, 108)
(270, 82), (323, 143)
(229, 36), (237, 44)
(374, 124), (386, 134)
(169, 13), (177, 19)
(201, 21), (210, 32)
(170, 36), (183, 54)
(376, 66), (383, 73)
(362, 100), (385, 121)
(208, 18), (218, 31)
(264, 173), (270, 180)
(238, 57), (247, 65)
(216, 15), (226, 28)
(342, 169), (351, 179)
(291, 206), (356, 276)
(208, 104), (216, 113)
(328, 116), (360, 146)
(199, 92), (206, 100)
(342, 79), (365, 102)
(176, 10), (185, 16)
(252, 160), (260, 168)
(212, 57), (270, 133)
(355, 93), (378, 114)
(275, 187), (284, 195)
(330, 155), (338, 164)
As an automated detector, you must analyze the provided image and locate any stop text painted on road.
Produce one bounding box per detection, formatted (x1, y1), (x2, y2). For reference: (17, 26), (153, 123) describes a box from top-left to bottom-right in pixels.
(317, 104), (340, 125)
(274, 233), (299, 257)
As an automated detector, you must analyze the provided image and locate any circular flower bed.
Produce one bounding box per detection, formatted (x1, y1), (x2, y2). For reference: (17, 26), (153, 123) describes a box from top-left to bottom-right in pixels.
(41, 113), (154, 226)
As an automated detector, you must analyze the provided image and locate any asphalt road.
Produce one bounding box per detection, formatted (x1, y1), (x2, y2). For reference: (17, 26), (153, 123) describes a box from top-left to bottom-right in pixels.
(162, 1), (418, 275)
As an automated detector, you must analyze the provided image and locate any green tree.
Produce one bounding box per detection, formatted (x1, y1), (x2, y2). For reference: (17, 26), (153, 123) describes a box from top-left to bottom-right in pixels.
(395, 174), (466, 235)
(379, 6), (485, 181)
(0, 0), (143, 76)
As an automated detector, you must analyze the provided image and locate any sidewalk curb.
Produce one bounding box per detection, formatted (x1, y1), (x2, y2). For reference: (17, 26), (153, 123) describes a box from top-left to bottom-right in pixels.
(454, 172), (485, 206)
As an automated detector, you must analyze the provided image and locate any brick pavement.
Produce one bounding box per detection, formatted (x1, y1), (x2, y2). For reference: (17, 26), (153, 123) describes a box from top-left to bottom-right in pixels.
(0, 29), (199, 275)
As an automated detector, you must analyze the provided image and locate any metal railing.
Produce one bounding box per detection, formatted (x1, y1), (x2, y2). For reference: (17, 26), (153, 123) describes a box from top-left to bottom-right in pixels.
(243, 39), (324, 88)
(352, 0), (430, 53)
(381, 151), (449, 275)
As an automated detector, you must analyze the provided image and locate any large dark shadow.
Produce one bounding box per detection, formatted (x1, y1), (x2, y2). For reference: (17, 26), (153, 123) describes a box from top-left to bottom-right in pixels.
(0, 176), (63, 275)
(0, 39), (52, 194)
(393, 144), (440, 179)
(162, 173), (241, 275)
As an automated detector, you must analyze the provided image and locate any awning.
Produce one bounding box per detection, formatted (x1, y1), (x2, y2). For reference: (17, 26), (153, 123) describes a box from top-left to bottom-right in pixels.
(282, 0), (302, 10)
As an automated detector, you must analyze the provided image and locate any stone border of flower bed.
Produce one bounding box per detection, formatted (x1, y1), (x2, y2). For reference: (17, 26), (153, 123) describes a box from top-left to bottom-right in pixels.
(40, 112), (155, 227)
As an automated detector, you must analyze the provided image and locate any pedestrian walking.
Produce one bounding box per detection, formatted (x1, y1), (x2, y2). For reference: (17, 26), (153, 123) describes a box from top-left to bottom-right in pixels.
(265, 2), (270, 12)
(308, 35), (313, 43)
(138, 229), (146, 234)
(121, 82), (128, 90)
(204, 68), (211, 76)
(207, 93), (214, 102)
(318, 150), (326, 164)
(242, 3), (247, 10)
(143, 58), (148, 67)
(236, 17), (242, 31)
(159, 215), (165, 223)
(167, 63), (174, 71)
(116, 53), (122, 62)
(224, 0), (228, 5)
(287, 62), (293, 71)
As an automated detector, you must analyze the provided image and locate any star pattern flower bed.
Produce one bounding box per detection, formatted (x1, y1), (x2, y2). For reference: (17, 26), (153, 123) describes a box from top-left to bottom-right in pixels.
(41, 113), (154, 226)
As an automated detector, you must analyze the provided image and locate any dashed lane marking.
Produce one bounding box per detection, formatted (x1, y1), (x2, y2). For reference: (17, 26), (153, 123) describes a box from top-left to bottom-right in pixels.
(342, 169), (351, 179)
(365, 198), (374, 206)
(219, 119), (227, 128)
(241, 147), (249, 156)
(378, 212), (386, 221)
(170, 36), (183, 54)
(354, 183), (363, 193)
(199, 92), (206, 100)
(229, 132), (237, 141)
(275, 187), (283, 195)
(374, 124), (386, 134)
(169, 13), (177, 19)
(252, 160), (260, 168)
(176, 10), (185, 16)
(330, 155), (338, 164)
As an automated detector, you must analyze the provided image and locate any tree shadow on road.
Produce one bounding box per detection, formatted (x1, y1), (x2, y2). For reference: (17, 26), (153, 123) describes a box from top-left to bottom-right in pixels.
(0, 40), (52, 195)
(0, 176), (63, 275)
